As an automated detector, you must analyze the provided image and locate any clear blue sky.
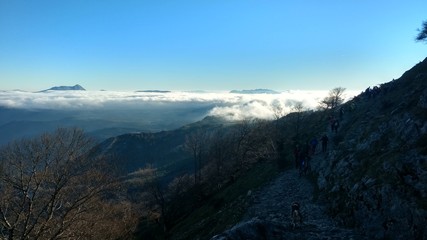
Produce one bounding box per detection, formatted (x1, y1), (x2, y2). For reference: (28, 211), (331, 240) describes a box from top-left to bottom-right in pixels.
(0, 0), (426, 91)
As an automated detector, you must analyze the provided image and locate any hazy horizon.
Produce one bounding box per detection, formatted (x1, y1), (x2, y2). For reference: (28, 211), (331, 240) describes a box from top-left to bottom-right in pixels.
(0, 88), (360, 119)
(0, 87), (360, 145)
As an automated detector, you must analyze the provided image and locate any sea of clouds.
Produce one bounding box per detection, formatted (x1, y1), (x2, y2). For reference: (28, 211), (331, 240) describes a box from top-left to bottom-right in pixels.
(0, 90), (360, 120)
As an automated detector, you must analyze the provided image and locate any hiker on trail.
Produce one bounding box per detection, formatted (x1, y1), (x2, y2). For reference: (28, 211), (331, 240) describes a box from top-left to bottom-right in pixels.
(299, 154), (310, 176)
(329, 116), (339, 133)
(364, 87), (371, 99)
(329, 115), (335, 132)
(310, 137), (318, 155)
(372, 86), (380, 97)
(299, 144), (310, 176)
(350, 102), (355, 112)
(332, 119), (339, 133)
(298, 149), (306, 173)
(321, 134), (328, 153)
(303, 141), (310, 157)
(293, 144), (300, 169)
(291, 202), (302, 228)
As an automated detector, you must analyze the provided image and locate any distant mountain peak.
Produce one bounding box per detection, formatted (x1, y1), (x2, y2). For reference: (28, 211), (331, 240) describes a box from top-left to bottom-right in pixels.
(42, 84), (86, 92)
(135, 90), (171, 93)
(230, 89), (280, 94)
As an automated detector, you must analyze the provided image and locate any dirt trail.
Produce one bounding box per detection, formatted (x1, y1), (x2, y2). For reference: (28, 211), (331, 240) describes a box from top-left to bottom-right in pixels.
(242, 154), (367, 239)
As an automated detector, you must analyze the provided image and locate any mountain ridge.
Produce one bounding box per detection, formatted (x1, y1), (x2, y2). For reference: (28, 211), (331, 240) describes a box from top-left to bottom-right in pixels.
(230, 89), (280, 94)
(40, 84), (86, 92)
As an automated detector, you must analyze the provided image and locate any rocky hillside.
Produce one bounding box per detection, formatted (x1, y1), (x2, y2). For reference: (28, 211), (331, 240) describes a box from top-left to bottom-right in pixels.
(212, 160), (367, 240)
(208, 57), (427, 240)
(89, 57), (427, 239)
(312, 57), (427, 239)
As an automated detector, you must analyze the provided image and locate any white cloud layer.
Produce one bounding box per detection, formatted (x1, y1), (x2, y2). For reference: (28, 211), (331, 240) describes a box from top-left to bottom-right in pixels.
(0, 90), (360, 120)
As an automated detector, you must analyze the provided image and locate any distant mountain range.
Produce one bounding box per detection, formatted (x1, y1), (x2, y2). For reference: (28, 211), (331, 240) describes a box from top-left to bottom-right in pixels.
(135, 90), (171, 93)
(41, 84), (86, 92)
(230, 89), (280, 94)
(38, 86), (281, 94)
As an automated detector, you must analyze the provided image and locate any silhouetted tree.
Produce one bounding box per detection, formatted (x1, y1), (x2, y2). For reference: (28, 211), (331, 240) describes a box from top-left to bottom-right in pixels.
(208, 130), (231, 177)
(140, 167), (168, 234)
(184, 131), (207, 185)
(292, 101), (305, 138)
(231, 119), (252, 168)
(272, 99), (285, 121)
(319, 87), (346, 110)
(416, 20), (427, 42)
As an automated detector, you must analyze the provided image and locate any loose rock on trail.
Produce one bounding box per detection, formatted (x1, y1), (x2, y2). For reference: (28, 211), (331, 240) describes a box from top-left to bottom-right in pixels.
(213, 155), (367, 240)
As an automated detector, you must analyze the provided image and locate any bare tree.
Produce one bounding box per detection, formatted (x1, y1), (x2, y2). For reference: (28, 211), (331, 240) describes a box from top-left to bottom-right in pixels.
(231, 119), (252, 169)
(131, 167), (193, 236)
(207, 130), (231, 178)
(184, 131), (207, 185)
(287, 101), (305, 140)
(243, 119), (275, 162)
(0, 128), (121, 240)
(416, 20), (427, 42)
(139, 167), (168, 234)
(271, 100), (286, 137)
(168, 174), (193, 197)
(272, 100), (285, 121)
(319, 87), (346, 110)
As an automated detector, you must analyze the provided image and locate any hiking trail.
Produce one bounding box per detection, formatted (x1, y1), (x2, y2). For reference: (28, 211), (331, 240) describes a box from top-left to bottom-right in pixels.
(241, 153), (367, 239)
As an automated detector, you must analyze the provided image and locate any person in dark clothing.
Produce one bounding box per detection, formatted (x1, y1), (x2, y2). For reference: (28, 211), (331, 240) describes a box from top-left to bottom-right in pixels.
(291, 202), (302, 228)
(299, 154), (310, 176)
(329, 115), (335, 132)
(310, 138), (318, 155)
(303, 141), (310, 156)
(299, 152), (306, 176)
(332, 119), (339, 133)
(293, 144), (300, 169)
(321, 134), (328, 153)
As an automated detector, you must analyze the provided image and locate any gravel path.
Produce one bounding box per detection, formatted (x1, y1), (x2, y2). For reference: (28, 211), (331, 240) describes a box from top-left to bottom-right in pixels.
(241, 156), (367, 239)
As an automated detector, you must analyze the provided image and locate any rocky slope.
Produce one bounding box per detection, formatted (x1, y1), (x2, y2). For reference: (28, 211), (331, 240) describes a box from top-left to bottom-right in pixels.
(312, 57), (427, 239)
(211, 154), (367, 240)
(210, 57), (427, 240)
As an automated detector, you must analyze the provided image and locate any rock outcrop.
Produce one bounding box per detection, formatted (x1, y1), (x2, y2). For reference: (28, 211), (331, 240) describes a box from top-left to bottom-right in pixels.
(312, 57), (427, 239)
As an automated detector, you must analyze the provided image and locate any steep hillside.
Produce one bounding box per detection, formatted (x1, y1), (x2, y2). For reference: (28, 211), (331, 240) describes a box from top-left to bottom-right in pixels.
(96, 116), (232, 174)
(206, 57), (427, 240)
(311, 57), (427, 239)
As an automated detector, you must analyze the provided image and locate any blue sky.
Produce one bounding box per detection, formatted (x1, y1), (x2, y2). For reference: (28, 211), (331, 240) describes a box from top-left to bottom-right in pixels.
(0, 0), (426, 91)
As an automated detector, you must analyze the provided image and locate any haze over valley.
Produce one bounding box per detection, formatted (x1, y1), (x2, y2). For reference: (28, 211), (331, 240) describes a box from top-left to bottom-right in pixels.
(0, 87), (359, 145)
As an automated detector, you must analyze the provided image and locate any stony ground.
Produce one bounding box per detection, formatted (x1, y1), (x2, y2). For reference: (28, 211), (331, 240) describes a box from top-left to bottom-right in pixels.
(212, 118), (368, 240)
(239, 154), (368, 240)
